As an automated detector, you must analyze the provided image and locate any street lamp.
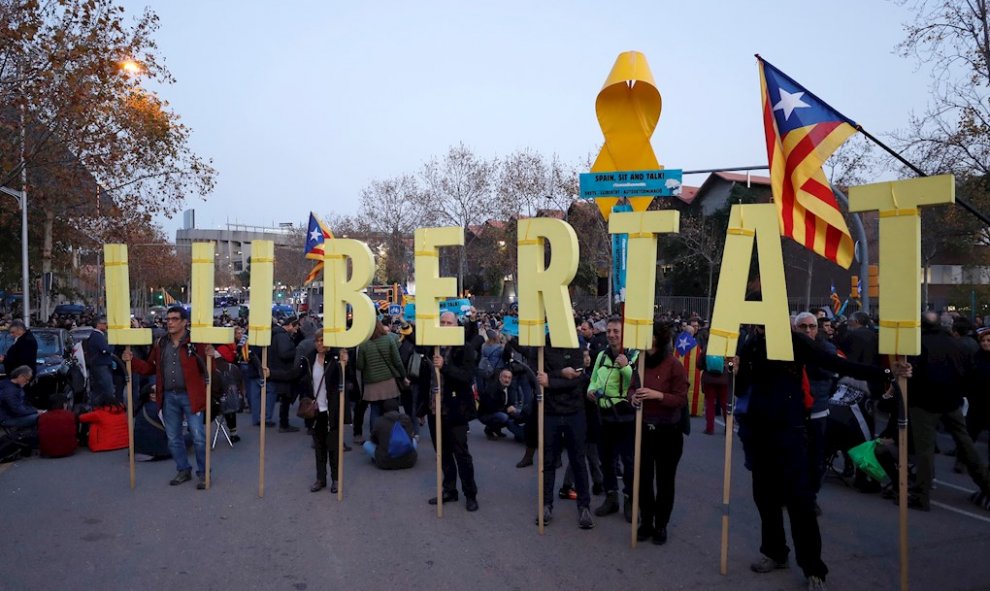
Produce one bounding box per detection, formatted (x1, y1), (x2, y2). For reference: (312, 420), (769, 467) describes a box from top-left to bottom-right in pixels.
(1, 185), (29, 327)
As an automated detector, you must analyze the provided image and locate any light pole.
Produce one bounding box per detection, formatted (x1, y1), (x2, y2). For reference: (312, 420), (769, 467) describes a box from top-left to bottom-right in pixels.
(1, 185), (29, 327)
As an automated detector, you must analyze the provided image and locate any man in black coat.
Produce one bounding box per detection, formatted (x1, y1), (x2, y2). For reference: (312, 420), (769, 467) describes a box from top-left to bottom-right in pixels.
(427, 311), (480, 512)
(269, 319), (298, 432)
(85, 317), (116, 406)
(909, 312), (990, 510)
(536, 341), (594, 530)
(1, 320), (37, 378)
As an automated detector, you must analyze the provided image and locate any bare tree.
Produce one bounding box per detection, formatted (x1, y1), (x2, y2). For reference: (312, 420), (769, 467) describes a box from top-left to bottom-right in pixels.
(417, 143), (497, 291)
(359, 174), (422, 283)
(497, 149), (578, 217)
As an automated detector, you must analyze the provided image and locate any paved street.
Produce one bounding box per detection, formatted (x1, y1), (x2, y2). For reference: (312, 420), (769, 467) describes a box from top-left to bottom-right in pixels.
(1, 414), (989, 591)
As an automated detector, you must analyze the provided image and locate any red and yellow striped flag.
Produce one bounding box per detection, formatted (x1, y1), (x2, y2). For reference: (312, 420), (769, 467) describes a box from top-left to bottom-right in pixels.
(759, 56), (856, 269)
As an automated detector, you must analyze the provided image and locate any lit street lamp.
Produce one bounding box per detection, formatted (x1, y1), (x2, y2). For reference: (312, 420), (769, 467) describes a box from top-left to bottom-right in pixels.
(1, 185), (29, 327)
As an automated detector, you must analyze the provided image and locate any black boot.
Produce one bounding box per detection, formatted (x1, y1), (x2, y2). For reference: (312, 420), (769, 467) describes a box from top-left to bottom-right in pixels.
(595, 491), (619, 516)
(516, 447), (536, 468)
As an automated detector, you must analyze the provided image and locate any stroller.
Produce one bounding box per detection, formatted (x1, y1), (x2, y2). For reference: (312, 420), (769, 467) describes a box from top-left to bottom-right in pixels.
(825, 377), (875, 484)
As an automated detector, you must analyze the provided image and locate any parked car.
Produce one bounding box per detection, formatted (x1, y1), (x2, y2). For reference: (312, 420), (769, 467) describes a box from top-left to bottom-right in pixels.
(0, 328), (76, 409)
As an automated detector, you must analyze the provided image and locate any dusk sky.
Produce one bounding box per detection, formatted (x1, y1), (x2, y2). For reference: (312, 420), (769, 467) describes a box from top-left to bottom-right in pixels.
(120, 1), (930, 239)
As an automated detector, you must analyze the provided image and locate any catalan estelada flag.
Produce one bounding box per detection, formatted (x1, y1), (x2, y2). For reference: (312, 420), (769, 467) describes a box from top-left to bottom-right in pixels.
(304, 212), (334, 284)
(304, 212), (333, 261)
(674, 331), (704, 417)
(758, 56), (856, 269)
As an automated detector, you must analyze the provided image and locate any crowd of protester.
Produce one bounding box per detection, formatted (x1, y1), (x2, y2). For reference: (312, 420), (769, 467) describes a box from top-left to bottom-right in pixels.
(2, 301), (989, 591)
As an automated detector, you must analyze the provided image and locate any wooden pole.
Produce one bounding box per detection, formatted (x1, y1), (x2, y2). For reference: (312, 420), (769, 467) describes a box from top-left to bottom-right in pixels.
(719, 361), (737, 575)
(337, 357), (346, 502)
(894, 355), (910, 591)
(205, 354), (212, 490)
(258, 347), (268, 498)
(434, 345), (443, 518)
(537, 347), (545, 534)
(125, 351), (135, 490)
(631, 353), (645, 548)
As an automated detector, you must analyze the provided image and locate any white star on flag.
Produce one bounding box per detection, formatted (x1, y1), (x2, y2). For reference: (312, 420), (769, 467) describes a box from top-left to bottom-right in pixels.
(309, 229), (322, 241)
(772, 88), (810, 121)
(677, 336), (690, 350)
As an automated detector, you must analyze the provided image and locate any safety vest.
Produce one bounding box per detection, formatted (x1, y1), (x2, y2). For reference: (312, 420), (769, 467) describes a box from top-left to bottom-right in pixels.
(590, 349), (638, 410)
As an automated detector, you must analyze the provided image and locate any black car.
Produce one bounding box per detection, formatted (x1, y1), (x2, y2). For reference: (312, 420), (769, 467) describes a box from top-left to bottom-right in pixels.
(0, 328), (76, 409)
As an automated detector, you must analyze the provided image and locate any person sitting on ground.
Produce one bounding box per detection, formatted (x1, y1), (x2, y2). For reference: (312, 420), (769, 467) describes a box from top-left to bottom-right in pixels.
(133, 384), (172, 461)
(0, 366), (41, 429)
(364, 397), (417, 470)
(478, 368), (524, 440)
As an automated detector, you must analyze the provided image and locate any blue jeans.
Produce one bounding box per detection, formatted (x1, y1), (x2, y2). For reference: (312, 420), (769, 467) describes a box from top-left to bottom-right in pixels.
(246, 378), (275, 426)
(367, 398), (399, 434)
(163, 390), (206, 477)
(2, 413), (38, 429)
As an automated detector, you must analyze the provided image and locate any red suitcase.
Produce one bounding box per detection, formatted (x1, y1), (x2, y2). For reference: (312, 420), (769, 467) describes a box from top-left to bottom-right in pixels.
(38, 409), (78, 458)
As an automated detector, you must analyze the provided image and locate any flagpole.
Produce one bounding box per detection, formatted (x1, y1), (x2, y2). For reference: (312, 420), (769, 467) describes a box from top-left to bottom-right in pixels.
(852, 125), (990, 227)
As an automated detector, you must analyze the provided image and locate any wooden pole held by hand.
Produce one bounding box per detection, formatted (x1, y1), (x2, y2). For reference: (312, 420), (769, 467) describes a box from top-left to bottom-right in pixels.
(125, 349), (135, 490)
(719, 360), (737, 575)
(537, 347), (545, 534)
(631, 352), (645, 548)
(893, 355), (910, 591)
(337, 356), (346, 502)
(434, 345), (443, 518)
(205, 354), (213, 490)
(259, 347), (268, 498)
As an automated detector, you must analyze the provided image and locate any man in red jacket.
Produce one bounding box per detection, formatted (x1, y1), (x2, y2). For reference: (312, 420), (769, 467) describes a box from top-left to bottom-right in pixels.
(122, 306), (212, 489)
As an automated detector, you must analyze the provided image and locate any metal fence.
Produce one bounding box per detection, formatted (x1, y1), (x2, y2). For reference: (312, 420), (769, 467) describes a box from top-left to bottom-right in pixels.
(470, 294), (835, 320)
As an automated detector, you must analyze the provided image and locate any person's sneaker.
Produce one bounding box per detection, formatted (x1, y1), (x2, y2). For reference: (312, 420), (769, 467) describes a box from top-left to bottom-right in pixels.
(484, 427), (497, 441)
(353, 434), (366, 445)
(652, 527), (667, 545)
(230, 434), (241, 443)
(196, 477), (207, 490)
(465, 497), (479, 512)
(169, 470), (192, 486)
(558, 486), (575, 500)
(343, 443), (353, 452)
(567, 489), (577, 500)
(279, 425), (300, 433)
(330, 481), (338, 494)
(535, 504), (552, 525)
(750, 555), (788, 573)
(578, 507), (595, 530)
(310, 480), (326, 493)
(807, 575), (828, 591)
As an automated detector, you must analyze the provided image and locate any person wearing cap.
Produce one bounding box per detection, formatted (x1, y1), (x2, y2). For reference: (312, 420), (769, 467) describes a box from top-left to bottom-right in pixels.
(86, 316), (117, 406)
(269, 316), (299, 432)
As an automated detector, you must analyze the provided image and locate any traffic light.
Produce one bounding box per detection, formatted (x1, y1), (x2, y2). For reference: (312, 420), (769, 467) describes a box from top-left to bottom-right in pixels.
(851, 276), (860, 298)
(868, 265), (879, 298)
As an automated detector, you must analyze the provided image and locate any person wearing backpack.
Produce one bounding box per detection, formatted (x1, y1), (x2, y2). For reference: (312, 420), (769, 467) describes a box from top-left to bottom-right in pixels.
(587, 316), (640, 522)
(364, 397), (417, 470)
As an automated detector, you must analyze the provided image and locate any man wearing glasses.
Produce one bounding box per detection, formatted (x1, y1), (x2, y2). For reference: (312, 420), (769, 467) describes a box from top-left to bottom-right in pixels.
(794, 312), (836, 509)
(122, 306), (213, 489)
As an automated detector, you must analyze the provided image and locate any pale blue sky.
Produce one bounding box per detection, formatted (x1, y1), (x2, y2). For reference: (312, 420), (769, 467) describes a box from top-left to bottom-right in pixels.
(122, 0), (928, 238)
